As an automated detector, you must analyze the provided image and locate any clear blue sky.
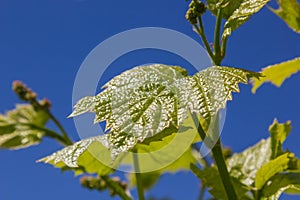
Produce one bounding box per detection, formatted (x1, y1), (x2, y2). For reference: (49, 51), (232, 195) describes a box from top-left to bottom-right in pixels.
(0, 0), (299, 200)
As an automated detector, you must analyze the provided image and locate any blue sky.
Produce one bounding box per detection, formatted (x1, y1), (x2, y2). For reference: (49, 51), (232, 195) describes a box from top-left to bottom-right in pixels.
(0, 0), (300, 200)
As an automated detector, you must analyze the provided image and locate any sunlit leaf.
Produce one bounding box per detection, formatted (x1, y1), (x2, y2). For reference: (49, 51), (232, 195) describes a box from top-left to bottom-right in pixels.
(269, 119), (291, 159)
(227, 138), (271, 186)
(206, 0), (244, 19)
(252, 57), (300, 93)
(69, 64), (259, 160)
(68, 96), (96, 118)
(255, 152), (295, 189)
(122, 115), (198, 173)
(38, 136), (116, 176)
(0, 104), (49, 149)
(270, 0), (300, 33)
(261, 173), (300, 199)
(181, 66), (260, 126)
(222, 0), (269, 39)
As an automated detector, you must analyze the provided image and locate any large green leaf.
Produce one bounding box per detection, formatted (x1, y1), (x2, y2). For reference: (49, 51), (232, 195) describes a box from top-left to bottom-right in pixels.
(191, 164), (251, 200)
(252, 57), (300, 93)
(0, 104), (49, 149)
(39, 116), (198, 176)
(255, 152), (295, 189)
(222, 0), (269, 39)
(269, 119), (291, 159)
(261, 173), (300, 199)
(69, 64), (259, 160)
(270, 0), (300, 33)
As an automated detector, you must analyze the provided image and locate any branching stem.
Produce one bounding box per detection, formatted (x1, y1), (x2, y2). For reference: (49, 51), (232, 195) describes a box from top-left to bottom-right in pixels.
(20, 123), (71, 146)
(214, 9), (223, 65)
(194, 17), (215, 61)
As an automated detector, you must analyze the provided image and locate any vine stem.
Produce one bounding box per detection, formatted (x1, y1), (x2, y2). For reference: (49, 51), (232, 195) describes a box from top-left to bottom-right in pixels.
(30, 98), (73, 145)
(191, 113), (238, 200)
(46, 111), (73, 145)
(133, 149), (145, 200)
(194, 17), (215, 61)
(20, 123), (72, 146)
(214, 9), (223, 64)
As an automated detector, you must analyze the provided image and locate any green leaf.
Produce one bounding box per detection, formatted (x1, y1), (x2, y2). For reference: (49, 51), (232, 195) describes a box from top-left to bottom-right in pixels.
(222, 0), (269, 39)
(182, 66), (260, 126)
(206, 0), (244, 19)
(252, 57), (300, 93)
(269, 119), (291, 159)
(261, 173), (300, 199)
(255, 152), (295, 189)
(39, 114), (198, 176)
(70, 64), (259, 160)
(0, 104), (49, 149)
(270, 0), (300, 33)
(68, 96), (96, 118)
(71, 64), (189, 160)
(122, 114), (198, 173)
(227, 138), (271, 186)
(38, 136), (117, 176)
(191, 164), (251, 200)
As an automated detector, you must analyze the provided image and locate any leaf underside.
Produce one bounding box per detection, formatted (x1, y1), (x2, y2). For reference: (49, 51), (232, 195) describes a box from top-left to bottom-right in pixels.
(42, 64), (259, 170)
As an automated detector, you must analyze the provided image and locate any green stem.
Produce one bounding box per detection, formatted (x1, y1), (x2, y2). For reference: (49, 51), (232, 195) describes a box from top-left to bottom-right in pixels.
(214, 9), (223, 65)
(221, 36), (228, 59)
(198, 183), (206, 200)
(133, 150), (145, 200)
(21, 123), (72, 146)
(191, 113), (238, 200)
(194, 17), (215, 61)
(46, 111), (73, 145)
(30, 99), (73, 145)
(101, 176), (132, 200)
(212, 139), (238, 200)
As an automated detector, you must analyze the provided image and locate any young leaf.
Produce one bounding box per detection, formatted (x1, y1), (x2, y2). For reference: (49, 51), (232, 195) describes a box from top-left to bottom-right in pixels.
(222, 0), (269, 39)
(206, 0), (244, 19)
(227, 138), (271, 186)
(269, 0), (300, 33)
(261, 173), (300, 199)
(69, 64), (259, 160)
(252, 57), (300, 93)
(0, 104), (49, 149)
(255, 152), (295, 189)
(269, 119), (291, 159)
